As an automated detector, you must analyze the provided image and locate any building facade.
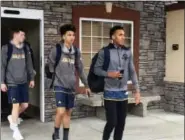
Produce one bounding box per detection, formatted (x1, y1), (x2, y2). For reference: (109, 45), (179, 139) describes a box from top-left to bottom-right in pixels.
(1, 1), (182, 122)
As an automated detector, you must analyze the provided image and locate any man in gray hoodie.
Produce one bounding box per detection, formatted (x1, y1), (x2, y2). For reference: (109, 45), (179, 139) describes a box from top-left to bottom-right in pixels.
(1, 28), (35, 140)
(48, 24), (90, 140)
(94, 25), (141, 140)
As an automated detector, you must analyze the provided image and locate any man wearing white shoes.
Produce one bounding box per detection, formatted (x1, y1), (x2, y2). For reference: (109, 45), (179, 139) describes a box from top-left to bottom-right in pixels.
(1, 28), (35, 140)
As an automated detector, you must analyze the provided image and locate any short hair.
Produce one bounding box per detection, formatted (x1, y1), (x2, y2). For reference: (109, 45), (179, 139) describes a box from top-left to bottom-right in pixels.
(10, 28), (25, 39)
(59, 24), (76, 36)
(109, 25), (124, 39)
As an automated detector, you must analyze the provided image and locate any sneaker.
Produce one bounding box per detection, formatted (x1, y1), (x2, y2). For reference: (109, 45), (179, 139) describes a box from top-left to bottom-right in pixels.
(8, 115), (13, 124)
(18, 118), (23, 125)
(8, 115), (14, 130)
(52, 132), (60, 140)
(8, 115), (23, 125)
(13, 128), (24, 140)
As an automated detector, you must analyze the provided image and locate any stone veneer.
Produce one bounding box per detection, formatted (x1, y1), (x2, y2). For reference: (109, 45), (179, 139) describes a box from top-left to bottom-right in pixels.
(1, 1), (176, 121)
(164, 82), (184, 115)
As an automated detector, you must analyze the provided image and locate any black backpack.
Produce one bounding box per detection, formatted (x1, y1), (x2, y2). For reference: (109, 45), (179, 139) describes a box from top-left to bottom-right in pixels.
(24, 41), (35, 70)
(45, 43), (78, 88)
(88, 44), (114, 93)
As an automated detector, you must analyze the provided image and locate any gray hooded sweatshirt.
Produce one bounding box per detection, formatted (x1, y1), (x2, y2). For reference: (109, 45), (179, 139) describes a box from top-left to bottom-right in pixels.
(48, 43), (88, 91)
(1, 42), (35, 85)
(94, 44), (140, 92)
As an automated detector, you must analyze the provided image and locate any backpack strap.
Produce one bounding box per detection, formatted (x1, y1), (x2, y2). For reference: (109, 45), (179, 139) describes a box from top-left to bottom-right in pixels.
(23, 45), (28, 57)
(22, 45), (29, 76)
(54, 43), (62, 69)
(25, 42), (35, 70)
(50, 43), (62, 88)
(7, 43), (13, 65)
(74, 46), (78, 59)
(4, 43), (13, 83)
(102, 46), (110, 71)
(73, 46), (78, 68)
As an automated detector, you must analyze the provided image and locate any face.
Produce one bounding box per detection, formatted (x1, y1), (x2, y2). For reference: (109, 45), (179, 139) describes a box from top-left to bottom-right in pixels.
(63, 31), (75, 45)
(14, 31), (25, 43)
(112, 29), (125, 46)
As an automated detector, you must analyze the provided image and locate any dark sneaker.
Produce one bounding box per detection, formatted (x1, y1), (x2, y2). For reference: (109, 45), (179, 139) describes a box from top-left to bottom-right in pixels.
(52, 133), (60, 140)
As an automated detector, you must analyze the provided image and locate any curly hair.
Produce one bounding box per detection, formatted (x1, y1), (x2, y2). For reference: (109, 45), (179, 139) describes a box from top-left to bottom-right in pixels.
(59, 24), (76, 36)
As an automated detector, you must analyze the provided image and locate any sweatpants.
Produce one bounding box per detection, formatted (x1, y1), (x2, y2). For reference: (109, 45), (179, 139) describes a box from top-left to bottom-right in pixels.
(103, 99), (128, 140)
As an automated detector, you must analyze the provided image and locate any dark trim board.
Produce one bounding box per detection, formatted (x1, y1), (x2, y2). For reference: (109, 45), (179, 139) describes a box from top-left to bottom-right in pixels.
(165, 2), (185, 12)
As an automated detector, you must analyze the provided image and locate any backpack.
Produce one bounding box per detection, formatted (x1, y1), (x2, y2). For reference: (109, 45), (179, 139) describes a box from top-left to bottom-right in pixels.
(87, 44), (112, 93)
(24, 41), (35, 70)
(45, 43), (78, 88)
(88, 43), (132, 93)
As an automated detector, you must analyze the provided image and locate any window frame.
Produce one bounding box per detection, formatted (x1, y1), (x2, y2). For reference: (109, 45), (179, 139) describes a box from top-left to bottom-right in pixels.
(79, 18), (134, 86)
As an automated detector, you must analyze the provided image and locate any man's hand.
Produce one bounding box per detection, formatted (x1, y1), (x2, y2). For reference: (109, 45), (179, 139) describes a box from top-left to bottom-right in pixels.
(108, 71), (122, 79)
(134, 91), (141, 105)
(85, 88), (91, 96)
(1, 84), (7, 92)
(29, 81), (35, 88)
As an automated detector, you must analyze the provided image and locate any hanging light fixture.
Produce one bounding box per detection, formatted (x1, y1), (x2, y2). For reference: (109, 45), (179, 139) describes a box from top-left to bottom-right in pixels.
(105, 2), (113, 13)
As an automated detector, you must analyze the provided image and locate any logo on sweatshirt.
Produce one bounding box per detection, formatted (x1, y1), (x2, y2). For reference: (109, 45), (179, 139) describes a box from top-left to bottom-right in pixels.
(62, 57), (75, 64)
(12, 54), (25, 59)
(122, 54), (128, 60)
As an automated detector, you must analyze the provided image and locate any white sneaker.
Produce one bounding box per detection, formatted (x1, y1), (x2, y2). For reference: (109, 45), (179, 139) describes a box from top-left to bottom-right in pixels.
(8, 115), (14, 130)
(18, 118), (23, 125)
(8, 115), (23, 125)
(8, 115), (13, 124)
(13, 129), (24, 140)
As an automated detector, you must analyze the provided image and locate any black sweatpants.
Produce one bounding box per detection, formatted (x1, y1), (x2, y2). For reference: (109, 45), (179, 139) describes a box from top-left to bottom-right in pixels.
(103, 99), (128, 140)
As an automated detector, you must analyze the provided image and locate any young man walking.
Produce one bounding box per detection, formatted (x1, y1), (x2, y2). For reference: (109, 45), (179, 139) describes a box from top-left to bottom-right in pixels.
(1, 28), (35, 140)
(94, 25), (141, 140)
(48, 24), (90, 140)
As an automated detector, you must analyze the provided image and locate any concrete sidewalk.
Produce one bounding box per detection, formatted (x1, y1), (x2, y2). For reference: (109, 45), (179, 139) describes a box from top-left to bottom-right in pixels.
(1, 109), (184, 140)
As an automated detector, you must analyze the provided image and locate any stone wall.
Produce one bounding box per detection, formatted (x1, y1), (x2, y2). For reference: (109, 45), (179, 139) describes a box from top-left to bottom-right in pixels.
(1, 1), (169, 121)
(164, 82), (184, 115)
(45, 91), (96, 122)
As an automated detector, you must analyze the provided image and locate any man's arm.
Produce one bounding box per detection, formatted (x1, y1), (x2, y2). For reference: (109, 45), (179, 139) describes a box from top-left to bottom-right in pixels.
(75, 48), (89, 87)
(128, 51), (140, 92)
(1, 45), (8, 84)
(26, 46), (36, 81)
(48, 46), (57, 73)
(94, 49), (108, 77)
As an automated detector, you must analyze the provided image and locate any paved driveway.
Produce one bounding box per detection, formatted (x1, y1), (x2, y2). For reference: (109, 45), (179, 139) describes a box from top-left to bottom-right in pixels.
(1, 109), (184, 140)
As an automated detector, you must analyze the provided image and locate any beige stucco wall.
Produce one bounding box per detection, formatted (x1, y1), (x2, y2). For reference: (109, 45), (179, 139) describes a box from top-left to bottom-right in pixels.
(164, 9), (184, 83)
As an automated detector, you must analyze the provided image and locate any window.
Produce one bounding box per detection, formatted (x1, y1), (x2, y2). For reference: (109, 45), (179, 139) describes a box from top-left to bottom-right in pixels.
(79, 18), (134, 86)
